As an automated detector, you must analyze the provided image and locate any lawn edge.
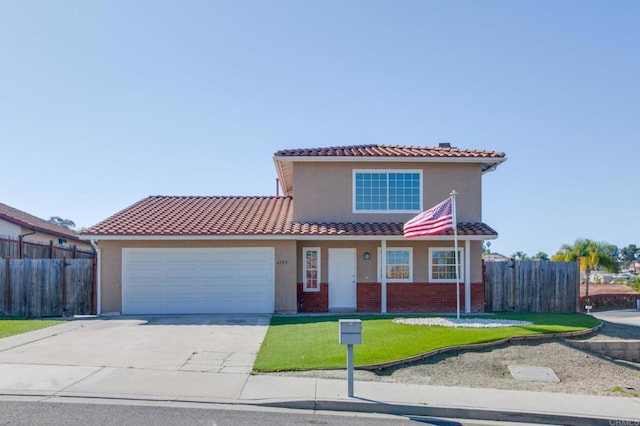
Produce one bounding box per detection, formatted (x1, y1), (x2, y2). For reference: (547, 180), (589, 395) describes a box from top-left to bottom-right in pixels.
(358, 321), (604, 370)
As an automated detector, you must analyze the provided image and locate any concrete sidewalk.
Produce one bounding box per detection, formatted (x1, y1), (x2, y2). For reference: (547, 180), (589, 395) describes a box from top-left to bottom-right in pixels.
(0, 317), (639, 425)
(1, 359), (639, 425)
(592, 309), (640, 327)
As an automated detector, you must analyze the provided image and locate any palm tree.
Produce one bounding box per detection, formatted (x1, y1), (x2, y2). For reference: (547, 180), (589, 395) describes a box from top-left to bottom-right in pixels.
(551, 239), (619, 297)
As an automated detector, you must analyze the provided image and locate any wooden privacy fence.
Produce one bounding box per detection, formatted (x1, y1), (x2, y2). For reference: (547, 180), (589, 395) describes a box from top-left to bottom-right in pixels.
(485, 260), (580, 313)
(0, 236), (95, 260)
(0, 258), (95, 317)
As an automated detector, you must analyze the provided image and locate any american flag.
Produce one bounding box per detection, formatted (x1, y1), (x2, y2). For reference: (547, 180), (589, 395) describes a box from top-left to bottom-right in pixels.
(403, 197), (454, 238)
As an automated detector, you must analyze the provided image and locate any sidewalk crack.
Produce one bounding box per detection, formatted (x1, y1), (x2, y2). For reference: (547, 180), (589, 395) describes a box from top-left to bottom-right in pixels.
(54, 366), (105, 397)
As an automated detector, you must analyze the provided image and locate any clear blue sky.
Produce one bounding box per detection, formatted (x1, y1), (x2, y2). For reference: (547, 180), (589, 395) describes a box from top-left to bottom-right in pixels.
(1, 1), (638, 257)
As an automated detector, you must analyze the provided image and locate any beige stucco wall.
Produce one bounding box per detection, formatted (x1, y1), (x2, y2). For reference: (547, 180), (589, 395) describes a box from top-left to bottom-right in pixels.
(292, 161), (482, 223)
(97, 239), (297, 314)
(0, 219), (21, 237)
(296, 239), (483, 284)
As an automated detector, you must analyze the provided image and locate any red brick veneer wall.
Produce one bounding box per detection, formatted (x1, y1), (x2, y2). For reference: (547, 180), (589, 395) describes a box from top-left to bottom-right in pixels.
(387, 283), (485, 313)
(297, 282), (485, 313)
(297, 283), (328, 312)
(357, 283), (381, 312)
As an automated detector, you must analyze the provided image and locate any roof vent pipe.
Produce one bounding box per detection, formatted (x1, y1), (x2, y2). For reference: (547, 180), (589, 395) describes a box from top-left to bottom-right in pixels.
(276, 178), (280, 197)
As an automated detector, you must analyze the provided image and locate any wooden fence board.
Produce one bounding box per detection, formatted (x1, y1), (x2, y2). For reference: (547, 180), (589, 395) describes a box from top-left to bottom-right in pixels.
(64, 259), (94, 315)
(0, 258), (93, 317)
(0, 240), (19, 258)
(0, 236), (94, 260)
(485, 260), (579, 313)
(0, 259), (6, 315)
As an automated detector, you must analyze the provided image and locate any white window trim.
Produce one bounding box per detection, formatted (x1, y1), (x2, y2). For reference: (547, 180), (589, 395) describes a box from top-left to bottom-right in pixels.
(352, 169), (423, 213)
(377, 247), (413, 283)
(429, 247), (465, 283)
(302, 247), (321, 293)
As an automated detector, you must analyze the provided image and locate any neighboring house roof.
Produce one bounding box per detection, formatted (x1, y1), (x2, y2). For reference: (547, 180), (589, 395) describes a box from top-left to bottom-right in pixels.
(273, 144), (506, 197)
(483, 253), (511, 262)
(0, 202), (82, 241)
(82, 196), (498, 239)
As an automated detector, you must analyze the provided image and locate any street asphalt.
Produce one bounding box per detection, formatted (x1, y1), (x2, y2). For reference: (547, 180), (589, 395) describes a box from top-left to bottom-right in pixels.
(0, 312), (638, 426)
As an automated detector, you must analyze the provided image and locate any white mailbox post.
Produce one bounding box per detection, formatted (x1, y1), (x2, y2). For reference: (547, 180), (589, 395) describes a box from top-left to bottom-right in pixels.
(339, 319), (362, 397)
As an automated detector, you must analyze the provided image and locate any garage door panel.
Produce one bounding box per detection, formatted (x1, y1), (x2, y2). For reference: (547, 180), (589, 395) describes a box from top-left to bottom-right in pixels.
(122, 248), (274, 314)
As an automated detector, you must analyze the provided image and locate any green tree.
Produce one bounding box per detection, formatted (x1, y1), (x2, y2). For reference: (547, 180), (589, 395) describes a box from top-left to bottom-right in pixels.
(532, 251), (549, 261)
(551, 239), (619, 297)
(48, 216), (76, 230)
(619, 244), (639, 268)
(511, 251), (528, 261)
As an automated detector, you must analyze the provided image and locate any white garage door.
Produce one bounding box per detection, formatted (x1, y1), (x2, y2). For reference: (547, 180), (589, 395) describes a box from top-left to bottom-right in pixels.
(122, 248), (274, 314)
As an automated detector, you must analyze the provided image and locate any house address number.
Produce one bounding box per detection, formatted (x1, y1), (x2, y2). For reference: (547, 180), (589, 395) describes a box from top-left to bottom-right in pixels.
(276, 260), (288, 265)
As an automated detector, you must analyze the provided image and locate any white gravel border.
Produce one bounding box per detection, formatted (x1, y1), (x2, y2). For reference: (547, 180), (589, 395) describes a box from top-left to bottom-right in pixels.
(393, 317), (534, 328)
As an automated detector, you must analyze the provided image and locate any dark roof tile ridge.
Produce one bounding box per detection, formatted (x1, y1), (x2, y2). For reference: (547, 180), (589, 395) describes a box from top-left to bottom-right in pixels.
(146, 195), (291, 200)
(275, 144), (505, 155)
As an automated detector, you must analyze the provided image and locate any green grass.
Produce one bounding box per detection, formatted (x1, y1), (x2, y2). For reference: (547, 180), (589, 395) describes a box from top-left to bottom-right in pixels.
(0, 318), (61, 339)
(254, 313), (599, 371)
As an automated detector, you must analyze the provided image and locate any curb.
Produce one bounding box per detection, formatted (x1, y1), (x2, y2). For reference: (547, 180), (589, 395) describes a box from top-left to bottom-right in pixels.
(255, 398), (616, 426)
(0, 390), (620, 426)
(359, 321), (604, 370)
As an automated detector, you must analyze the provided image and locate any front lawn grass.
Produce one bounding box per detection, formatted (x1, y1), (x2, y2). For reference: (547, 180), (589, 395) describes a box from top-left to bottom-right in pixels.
(254, 313), (599, 371)
(0, 318), (61, 339)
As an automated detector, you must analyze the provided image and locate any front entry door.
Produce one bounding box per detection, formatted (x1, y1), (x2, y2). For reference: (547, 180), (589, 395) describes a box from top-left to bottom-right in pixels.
(328, 248), (357, 310)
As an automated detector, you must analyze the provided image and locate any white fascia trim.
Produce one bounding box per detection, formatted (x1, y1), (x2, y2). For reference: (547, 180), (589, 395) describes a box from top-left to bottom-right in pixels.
(273, 157), (290, 195)
(80, 234), (495, 241)
(273, 156), (504, 164)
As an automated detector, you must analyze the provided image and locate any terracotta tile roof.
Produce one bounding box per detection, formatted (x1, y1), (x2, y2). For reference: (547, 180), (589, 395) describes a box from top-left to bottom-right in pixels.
(0, 202), (82, 240)
(83, 196), (293, 236)
(289, 222), (497, 237)
(274, 144), (505, 159)
(82, 196), (497, 238)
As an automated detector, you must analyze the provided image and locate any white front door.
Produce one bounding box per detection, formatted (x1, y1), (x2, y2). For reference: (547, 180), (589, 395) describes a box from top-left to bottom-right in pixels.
(328, 248), (357, 310)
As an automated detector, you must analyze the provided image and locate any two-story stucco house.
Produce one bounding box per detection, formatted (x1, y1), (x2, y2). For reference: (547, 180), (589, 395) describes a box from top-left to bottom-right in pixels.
(81, 144), (505, 315)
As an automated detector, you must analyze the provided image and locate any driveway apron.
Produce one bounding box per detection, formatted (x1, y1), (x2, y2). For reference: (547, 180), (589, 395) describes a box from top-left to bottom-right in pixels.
(0, 315), (270, 400)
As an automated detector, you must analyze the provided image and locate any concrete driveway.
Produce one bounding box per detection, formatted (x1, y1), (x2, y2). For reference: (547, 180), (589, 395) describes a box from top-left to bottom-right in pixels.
(0, 315), (270, 400)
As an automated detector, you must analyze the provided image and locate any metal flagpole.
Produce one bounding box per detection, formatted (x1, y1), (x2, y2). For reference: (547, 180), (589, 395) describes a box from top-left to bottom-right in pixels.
(450, 190), (460, 320)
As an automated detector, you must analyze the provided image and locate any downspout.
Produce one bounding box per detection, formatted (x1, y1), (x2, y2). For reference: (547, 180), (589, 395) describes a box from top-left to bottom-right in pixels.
(20, 229), (36, 238)
(90, 239), (101, 316)
(19, 229), (36, 259)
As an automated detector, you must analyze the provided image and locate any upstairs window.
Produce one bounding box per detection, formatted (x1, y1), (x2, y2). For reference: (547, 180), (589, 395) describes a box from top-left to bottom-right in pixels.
(353, 170), (421, 212)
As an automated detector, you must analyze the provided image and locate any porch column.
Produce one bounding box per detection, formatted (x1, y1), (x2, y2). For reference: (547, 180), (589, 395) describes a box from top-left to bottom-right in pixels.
(381, 239), (387, 314)
(465, 239), (471, 313)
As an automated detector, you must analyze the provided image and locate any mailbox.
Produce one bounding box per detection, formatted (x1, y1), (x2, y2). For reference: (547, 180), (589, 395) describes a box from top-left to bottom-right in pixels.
(339, 319), (362, 345)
